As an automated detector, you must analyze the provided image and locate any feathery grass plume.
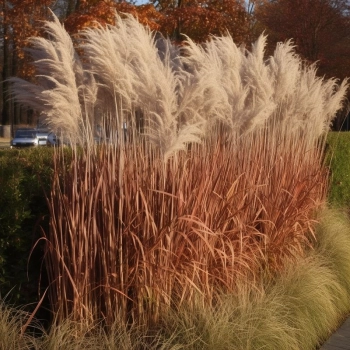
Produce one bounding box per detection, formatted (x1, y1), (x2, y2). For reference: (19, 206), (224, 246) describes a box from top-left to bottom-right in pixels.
(238, 34), (276, 133)
(268, 40), (300, 104)
(180, 34), (280, 135)
(77, 17), (137, 116)
(180, 33), (348, 140)
(79, 13), (204, 160)
(320, 78), (349, 133)
(204, 36), (249, 133)
(114, 16), (205, 157)
(269, 39), (349, 140)
(9, 11), (96, 144)
(178, 37), (233, 130)
(266, 60), (347, 143)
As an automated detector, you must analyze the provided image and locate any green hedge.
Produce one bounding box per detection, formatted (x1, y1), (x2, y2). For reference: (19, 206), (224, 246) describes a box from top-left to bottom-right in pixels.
(0, 147), (54, 311)
(326, 132), (350, 207)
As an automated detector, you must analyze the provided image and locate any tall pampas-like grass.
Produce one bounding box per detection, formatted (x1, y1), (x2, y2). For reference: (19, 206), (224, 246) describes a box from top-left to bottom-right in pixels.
(78, 14), (204, 159)
(10, 13), (349, 328)
(9, 13), (348, 155)
(9, 11), (97, 144)
(2, 208), (350, 349)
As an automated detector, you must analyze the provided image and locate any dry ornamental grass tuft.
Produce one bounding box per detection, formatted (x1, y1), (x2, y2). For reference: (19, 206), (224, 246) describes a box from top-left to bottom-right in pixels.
(9, 12), (349, 328)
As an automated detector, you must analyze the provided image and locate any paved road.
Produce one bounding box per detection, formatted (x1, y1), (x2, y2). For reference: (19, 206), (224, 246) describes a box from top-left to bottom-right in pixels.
(320, 315), (350, 349)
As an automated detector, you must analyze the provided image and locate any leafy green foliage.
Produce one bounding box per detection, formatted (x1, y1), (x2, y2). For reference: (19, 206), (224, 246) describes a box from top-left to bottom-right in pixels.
(0, 147), (54, 308)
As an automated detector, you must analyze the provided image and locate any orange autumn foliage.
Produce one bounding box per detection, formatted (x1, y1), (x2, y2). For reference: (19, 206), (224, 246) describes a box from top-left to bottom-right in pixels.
(64, 1), (163, 33)
(63, 0), (249, 44)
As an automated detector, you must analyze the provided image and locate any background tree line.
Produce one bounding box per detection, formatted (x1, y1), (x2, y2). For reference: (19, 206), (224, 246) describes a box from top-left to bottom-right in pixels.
(1, 0), (350, 130)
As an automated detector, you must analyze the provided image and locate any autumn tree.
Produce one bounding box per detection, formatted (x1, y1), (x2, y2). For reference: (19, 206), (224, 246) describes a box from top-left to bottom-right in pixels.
(1, 0), (54, 126)
(245, 0), (269, 42)
(62, 0), (250, 46)
(153, 0), (249, 43)
(256, 0), (350, 78)
(51, 0), (81, 18)
(1, 0), (161, 126)
(254, 0), (350, 129)
(63, 0), (162, 33)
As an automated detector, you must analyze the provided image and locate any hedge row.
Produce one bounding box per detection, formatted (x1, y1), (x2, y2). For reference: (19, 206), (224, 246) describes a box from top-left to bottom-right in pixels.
(0, 147), (54, 318)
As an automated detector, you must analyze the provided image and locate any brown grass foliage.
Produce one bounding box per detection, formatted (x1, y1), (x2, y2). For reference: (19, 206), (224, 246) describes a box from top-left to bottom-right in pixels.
(44, 125), (328, 327)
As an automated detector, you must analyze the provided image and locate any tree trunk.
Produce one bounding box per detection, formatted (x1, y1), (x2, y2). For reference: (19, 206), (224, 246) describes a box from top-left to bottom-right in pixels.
(66, 0), (80, 17)
(1, 1), (12, 128)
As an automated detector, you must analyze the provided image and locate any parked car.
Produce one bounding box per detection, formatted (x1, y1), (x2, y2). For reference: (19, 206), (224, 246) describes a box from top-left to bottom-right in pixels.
(35, 129), (50, 146)
(46, 131), (60, 146)
(10, 128), (59, 148)
(35, 129), (60, 146)
(10, 128), (39, 148)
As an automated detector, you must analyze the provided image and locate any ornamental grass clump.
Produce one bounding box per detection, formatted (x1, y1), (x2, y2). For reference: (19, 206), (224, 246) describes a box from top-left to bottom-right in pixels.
(0, 300), (41, 350)
(2, 208), (350, 349)
(9, 13), (348, 328)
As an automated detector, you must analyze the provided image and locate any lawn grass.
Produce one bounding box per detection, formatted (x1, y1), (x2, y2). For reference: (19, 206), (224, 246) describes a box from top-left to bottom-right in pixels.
(326, 131), (350, 207)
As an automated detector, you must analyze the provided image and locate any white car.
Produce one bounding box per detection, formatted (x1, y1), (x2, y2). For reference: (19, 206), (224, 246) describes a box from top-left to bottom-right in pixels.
(35, 129), (51, 146)
(35, 129), (60, 146)
(10, 128), (39, 148)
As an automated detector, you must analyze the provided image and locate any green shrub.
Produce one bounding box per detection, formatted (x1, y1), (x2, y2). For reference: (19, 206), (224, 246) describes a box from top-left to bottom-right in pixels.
(0, 147), (54, 308)
(326, 131), (350, 207)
